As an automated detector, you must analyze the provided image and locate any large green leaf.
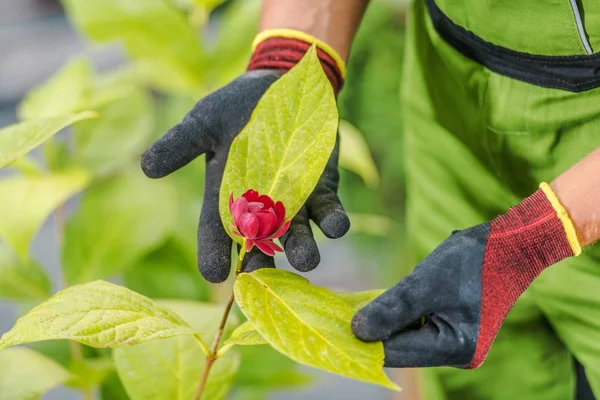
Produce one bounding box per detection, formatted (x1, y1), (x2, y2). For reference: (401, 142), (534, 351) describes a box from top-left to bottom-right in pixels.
(6, 156), (43, 176)
(223, 289), (386, 349)
(19, 59), (139, 124)
(222, 321), (267, 349)
(63, 168), (176, 284)
(347, 213), (396, 237)
(0, 281), (195, 351)
(114, 300), (240, 400)
(18, 58), (93, 120)
(62, 0), (204, 94)
(0, 347), (72, 400)
(205, 0), (259, 88)
(232, 346), (312, 400)
(338, 119), (380, 189)
(87, 67), (142, 111)
(100, 371), (130, 400)
(0, 112), (97, 169)
(219, 46), (338, 241)
(71, 88), (155, 176)
(124, 239), (209, 302)
(234, 269), (399, 390)
(0, 169), (90, 260)
(67, 357), (114, 390)
(0, 244), (51, 300)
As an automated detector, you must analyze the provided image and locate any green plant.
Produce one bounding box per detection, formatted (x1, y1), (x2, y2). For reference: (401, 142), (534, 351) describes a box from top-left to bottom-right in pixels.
(0, 38), (398, 399)
(0, 1), (406, 399)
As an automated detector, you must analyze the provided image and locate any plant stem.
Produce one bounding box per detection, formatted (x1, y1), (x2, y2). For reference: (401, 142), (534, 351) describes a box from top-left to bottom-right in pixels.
(194, 243), (247, 400)
(54, 205), (94, 400)
(193, 334), (210, 356)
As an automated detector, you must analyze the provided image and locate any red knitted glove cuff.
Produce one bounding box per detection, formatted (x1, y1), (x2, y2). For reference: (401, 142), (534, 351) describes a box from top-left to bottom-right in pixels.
(468, 188), (575, 368)
(247, 37), (344, 95)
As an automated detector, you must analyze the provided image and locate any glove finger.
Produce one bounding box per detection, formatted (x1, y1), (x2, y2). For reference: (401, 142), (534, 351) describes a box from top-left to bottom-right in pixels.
(242, 247), (275, 273)
(197, 159), (231, 283)
(280, 208), (321, 272)
(307, 191), (350, 239)
(383, 316), (472, 368)
(141, 104), (215, 179)
(351, 273), (431, 342)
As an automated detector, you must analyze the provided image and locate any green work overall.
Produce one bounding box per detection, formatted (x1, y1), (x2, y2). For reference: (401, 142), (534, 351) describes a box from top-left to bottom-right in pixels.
(402, 0), (600, 398)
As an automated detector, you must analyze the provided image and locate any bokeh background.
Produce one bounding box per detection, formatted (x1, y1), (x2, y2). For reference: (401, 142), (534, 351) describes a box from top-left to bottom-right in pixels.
(0, 0), (413, 398)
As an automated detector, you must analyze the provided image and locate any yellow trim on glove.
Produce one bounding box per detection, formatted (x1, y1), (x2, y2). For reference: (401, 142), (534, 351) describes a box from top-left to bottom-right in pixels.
(539, 182), (582, 256)
(252, 28), (347, 78)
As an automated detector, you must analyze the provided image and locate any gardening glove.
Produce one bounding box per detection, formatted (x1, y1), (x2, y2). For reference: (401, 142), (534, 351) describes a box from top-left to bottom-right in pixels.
(141, 30), (350, 283)
(352, 183), (581, 368)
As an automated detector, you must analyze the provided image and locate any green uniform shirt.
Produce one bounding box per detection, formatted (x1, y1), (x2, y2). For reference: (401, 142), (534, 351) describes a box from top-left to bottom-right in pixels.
(436, 0), (600, 55)
(402, 1), (600, 399)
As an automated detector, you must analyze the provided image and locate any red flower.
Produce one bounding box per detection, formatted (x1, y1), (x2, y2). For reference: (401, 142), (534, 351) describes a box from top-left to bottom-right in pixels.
(229, 190), (291, 256)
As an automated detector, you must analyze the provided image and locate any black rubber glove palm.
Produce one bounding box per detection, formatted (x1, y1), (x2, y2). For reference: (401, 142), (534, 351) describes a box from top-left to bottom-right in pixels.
(141, 70), (350, 283)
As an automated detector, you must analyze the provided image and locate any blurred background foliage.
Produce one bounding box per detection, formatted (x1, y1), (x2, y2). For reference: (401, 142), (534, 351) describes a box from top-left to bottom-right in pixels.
(0, 0), (408, 398)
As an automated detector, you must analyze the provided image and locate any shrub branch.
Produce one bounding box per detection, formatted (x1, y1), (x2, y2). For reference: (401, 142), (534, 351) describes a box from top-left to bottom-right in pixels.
(194, 243), (247, 400)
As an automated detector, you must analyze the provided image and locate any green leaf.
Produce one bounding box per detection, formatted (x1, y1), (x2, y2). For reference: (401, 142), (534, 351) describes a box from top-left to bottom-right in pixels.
(0, 280), (195, 351)
(219, 46), (338, 241)
(62, 0), (204, 94)
(100, 371), (130, 400)
(63, 168), (176, 284)
(0, 347), (72, 400)
(71, 88), (155, 176)
(338, 289), (385, 311)
(87, 67), (142, 110)
(43, 140), (70, 172)
(133, 58), (207, 95)
(67, 357), (114, 390)
(338, 119), (380, 189)
(0, 111), (98, 169)
(6, 157), (43, 176)
(234, 269), (399, 390)
(124, 239), (209, 302)
(223, 321), (267, 347)
(114, 300), (240, 400)
(222, 289), (385, 349)
(18, 58), (93, 120)
(207, 0), (259, 88)
(232, 346), (311, 400)
(347, 213), (396, 237)
(193, 0), (225, 9)
(115, 339), (238, 400)
(0, 169), (90, 260)
(0, 244), (51, 300)
(28, 340), (72, 368)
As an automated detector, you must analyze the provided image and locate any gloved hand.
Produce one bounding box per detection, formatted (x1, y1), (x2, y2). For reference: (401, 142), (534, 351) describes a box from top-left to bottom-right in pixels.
(352, 184), (581, 368)
(141, 32), (350, 283)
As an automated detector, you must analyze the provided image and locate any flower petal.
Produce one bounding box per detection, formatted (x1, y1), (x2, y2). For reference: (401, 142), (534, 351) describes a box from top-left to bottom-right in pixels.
(247, 201), (264, 214)
(246, 239), (254, 252)
(231, 196), (249, 226)
(274, 201), (286, 226)
(229, 193), (234, 213)
(243, 189), (259, 203)
(264, 240), (283, 253)
(255, 209), (277, 238)
(254, 240), (276, 257)
(269, 220), (291, 239)
(239, 213), (259, 239)
(257, 194), (275, 210)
